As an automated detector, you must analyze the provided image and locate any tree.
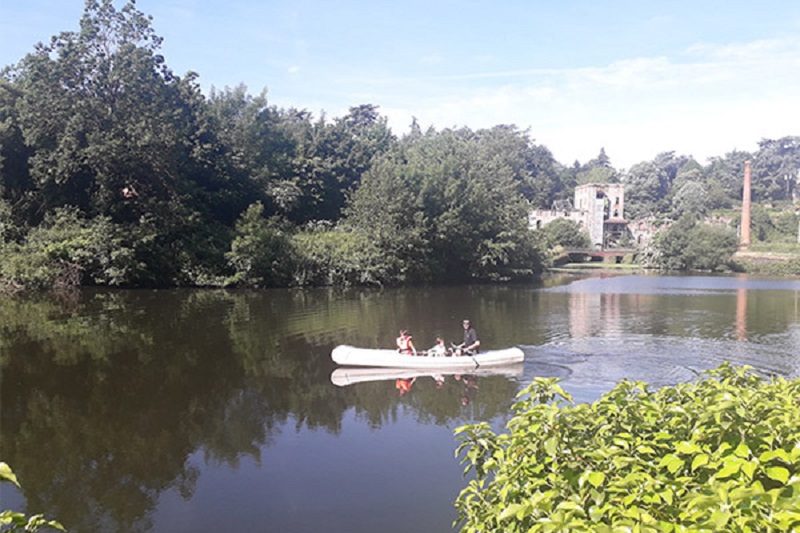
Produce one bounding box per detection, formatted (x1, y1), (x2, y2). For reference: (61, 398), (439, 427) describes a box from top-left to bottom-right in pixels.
(651, 216), (737, 271)
(3, 0), (254, 284)
(0, 80), (36, 223)
(296, 104), (395, 222)
(623, 162), (670, 218)
(752, 136), (800, 202)
(575, 148), (618, 186)
(207, 85), (293, 217)
(345, 126), (542, 284)
(671, 179), (710, 218)
(225, 202), (294, 287)
(8, 0), (183, 218)
(705, 149), (751, 207)
(538, 218), (591, 249)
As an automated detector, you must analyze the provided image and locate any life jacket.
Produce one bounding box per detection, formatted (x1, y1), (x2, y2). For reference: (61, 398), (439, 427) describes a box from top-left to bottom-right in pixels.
(396, 379), (413, 394)
(397, 335), (413, 352)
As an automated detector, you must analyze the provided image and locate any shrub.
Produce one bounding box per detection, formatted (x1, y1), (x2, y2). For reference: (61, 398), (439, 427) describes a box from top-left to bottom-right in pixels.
(225, 203), (296, 287)
(652, 217), (738, 271)
(291, 229), (386, 286)
(455, 364), (800, 532)
(538, 218), (591, 249)
(0, 207), (140, 289)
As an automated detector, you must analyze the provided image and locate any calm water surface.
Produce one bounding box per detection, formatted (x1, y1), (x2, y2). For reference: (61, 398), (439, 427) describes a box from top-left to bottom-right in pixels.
(2, 273), (799, 532)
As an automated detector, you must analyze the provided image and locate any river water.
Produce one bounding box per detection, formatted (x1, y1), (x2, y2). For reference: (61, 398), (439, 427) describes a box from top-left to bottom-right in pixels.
(1, 273), (799, 532)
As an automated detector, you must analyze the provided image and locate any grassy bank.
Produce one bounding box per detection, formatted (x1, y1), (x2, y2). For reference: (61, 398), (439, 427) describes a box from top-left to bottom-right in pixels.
(733, 246), (800, 277)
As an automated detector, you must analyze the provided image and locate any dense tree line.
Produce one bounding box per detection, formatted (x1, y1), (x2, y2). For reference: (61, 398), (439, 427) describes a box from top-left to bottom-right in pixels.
(2, 1), (799, 289)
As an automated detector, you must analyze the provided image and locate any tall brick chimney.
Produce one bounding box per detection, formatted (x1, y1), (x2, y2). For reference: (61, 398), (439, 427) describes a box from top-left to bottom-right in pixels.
(739, 160), (752, 250)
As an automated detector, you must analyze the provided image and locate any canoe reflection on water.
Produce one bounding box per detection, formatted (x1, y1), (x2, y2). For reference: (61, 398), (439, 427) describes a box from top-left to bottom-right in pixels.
(330, 364), (523, 387)
(331, 364), (523, 404)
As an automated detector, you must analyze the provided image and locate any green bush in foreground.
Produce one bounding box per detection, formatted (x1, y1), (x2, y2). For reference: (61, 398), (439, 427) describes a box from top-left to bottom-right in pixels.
(455, 364), (800, 532)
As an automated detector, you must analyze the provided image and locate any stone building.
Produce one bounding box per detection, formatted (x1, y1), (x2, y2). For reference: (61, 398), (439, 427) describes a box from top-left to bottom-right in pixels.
(529, 183), (629, 250)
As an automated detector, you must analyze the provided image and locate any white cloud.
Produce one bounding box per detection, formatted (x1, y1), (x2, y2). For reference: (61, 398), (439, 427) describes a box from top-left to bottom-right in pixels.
(373, 37), (800, 168)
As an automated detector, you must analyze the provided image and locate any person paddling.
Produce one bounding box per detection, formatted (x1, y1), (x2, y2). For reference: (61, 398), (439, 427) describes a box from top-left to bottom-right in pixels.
(396, 329), (417, 356)
(455, 319), (480, 356)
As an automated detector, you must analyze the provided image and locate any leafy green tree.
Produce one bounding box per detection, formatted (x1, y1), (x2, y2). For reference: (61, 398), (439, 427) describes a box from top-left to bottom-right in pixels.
(206, 85), (292, 215)
(624, 152), (699, 218)
(8, 0), (180, 218)
(538, 218), (591, 249)
(575, 148), (618, 186)
(588, 147), (613, 169)
(346, 126), (542, 284)
(343, 153), (428, 283)
(291, 228), (386, 286)
(472, 125), (563, 208)
(749, 204), (775, 242)
(670, 180), (710, 218)
(296, 104), (395, 222)
(2, 1), (249, 285)
(682, 223), (738, 271)
(752, 137), (800, 202)
(225, 202), (295, 287)
(705, 149), (751, 207)
(623, 161), (670, 218)
(772, 210), (799, 242)
(650, 216), (737, 271)
(576, 166), (616, 186)
(0, 80), (37, 224)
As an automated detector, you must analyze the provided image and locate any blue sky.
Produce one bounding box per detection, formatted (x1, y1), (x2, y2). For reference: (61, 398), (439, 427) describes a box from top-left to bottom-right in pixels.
(2, 0), (800, 169)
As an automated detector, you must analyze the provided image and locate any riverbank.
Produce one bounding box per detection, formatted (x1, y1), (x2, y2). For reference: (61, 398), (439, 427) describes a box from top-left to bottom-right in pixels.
(733, 250), (800, 276)
(549, 263), (644, 274)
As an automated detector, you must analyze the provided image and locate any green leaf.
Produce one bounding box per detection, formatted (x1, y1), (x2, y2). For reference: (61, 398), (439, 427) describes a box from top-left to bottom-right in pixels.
(767, 466), (790, 484)
(676, 442), (703, 455)
(587, 471), (605, 488)
(544, 436), (558, 455)
(691, 454), (709, 472)
(661, 454), (684, 474)
(498, 503), (525, 521)
(0, 463), (19, 487)
(716, 460), (741, 479)
(733, 442), (750, 458)
(710, 509), (731, 529)
(759, 449), (790, 463)
(740, 460), (757, 480)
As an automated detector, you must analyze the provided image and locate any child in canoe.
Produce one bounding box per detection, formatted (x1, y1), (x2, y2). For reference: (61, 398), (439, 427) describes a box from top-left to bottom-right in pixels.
(396, 330), (418, 356)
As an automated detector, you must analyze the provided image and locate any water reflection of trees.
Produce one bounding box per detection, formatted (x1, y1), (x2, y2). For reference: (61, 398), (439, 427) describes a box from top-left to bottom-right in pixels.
(0, 288), (519, 532)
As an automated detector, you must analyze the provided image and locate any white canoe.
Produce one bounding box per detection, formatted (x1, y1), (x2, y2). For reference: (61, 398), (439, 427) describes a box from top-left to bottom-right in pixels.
(331, 364), (524, 387)
(331, 345), (525, 369)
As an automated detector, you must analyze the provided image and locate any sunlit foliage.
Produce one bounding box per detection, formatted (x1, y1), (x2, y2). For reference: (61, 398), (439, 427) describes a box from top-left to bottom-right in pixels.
(455, 364), (800, 532)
